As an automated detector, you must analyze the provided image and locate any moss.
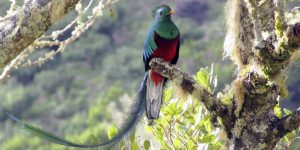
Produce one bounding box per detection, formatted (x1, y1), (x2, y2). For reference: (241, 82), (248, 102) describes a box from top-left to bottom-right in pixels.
(275, 11), (284, 38)
(223, 0), (242, 66)
(258, 143), (267, 149)
(232, 78), (244, 117)
(232, 118), (246, 137)
(219, 91), (234, 106)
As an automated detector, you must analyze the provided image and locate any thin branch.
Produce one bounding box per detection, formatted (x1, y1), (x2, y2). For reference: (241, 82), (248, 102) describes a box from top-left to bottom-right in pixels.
(0, 48), (29, 82)
(286, 23), (300, 48)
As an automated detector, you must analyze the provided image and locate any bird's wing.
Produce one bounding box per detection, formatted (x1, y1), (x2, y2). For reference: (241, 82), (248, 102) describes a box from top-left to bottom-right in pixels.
(143, 25), (157, 71)
(171, 34), (180, 65)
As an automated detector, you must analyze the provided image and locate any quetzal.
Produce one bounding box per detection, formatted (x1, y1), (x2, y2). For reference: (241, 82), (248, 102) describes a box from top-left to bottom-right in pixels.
(4, 4), (180, 148)
(143, 5), (180, 120)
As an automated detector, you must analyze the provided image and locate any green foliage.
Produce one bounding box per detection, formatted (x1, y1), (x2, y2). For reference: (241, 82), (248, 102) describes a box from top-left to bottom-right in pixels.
(146, 68), (222, 149)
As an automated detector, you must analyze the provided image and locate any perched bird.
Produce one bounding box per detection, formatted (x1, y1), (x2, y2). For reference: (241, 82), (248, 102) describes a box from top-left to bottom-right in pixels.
(143, 5), (180, 120)
(5, 4), (180, 148)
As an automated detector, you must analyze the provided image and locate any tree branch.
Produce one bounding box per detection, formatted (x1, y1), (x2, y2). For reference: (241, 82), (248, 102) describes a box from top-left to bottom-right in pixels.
(275, 109), (300, 139)
(149, 58), (235, 134)
(0, 0), (80, 67)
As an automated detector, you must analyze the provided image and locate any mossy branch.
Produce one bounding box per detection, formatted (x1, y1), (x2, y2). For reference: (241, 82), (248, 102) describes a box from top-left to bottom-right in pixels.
(149, 58), (234, 130)
(0, 0), (80, 67)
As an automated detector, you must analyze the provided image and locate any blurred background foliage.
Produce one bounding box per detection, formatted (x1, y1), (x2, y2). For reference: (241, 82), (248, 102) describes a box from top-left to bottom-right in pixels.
(0, 0), (300, 149)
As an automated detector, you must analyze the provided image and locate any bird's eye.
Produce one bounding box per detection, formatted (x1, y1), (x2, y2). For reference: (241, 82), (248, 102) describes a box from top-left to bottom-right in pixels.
(159, 11), (162, 15)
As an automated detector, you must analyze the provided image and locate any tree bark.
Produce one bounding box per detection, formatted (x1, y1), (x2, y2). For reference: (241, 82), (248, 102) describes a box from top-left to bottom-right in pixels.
(0, 0), (80, 67)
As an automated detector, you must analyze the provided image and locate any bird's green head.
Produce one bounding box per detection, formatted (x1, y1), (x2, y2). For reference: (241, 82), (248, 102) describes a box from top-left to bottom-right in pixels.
(152, 5), (175, 22)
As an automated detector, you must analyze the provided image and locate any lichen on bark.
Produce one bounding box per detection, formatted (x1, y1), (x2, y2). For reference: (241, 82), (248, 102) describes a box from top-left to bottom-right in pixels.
(0, 0), (80, 67)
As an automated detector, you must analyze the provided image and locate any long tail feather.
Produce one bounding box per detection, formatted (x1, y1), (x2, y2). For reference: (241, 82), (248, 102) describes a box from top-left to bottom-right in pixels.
(5, 73), (148, 148)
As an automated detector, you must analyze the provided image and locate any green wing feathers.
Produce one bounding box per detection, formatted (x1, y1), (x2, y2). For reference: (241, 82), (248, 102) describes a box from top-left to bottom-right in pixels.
(143, 25), (157, 62)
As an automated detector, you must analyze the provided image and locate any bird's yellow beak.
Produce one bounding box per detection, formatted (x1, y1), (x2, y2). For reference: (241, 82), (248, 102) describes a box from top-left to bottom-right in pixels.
(169, 9), (175, 15)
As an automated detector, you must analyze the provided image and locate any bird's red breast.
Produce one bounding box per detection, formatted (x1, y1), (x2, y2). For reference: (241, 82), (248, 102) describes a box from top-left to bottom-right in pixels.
(150, 32), (180, 85)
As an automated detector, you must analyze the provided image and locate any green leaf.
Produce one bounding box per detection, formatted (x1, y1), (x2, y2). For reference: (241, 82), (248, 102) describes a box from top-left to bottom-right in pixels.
(198, 116), (210, 128)
(187, 140), (196, 149)
(274, 104), (282, 118)
(204, 120), (213, 133)
(187, 115), (195, 125)
(174, 138), (181, 149)
(284, 131), (297, 143)
(195, 68), (211, 91)
(145, 126), (153, 134)
(283, 108), (292, 115)
(107, 125), (118, 140)
(209, 142), (222, 150)
(143, 140), (151, 150)
(167, 103), (177, 115)
(155, 128), (164, 139)
(201, 134), (216, 143)
(164, 88), (173, 102)
(131, 141), (139, 150)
